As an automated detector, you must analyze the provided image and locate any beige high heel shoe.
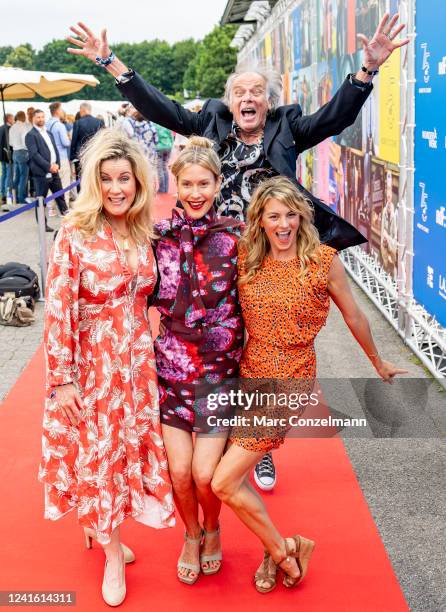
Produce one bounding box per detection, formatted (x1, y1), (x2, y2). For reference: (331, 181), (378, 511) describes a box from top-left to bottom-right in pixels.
(84, 528), (135, 564)
(200, 525), (222, 575)
(177, 530), (203, 585)
(102, 555), (126, 607)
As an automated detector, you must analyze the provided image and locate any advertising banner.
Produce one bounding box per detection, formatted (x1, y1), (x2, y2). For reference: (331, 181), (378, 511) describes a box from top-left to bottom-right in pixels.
(413, 3), (446, 327)
(378, 49), (401, 165)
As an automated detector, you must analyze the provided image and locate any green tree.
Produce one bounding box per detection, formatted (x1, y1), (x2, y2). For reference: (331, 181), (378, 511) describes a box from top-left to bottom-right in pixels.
(190, 25), (237, 99)
(5, 44), (36, 69)
(0, 46), (14, 66)
(131, 40), (175, 94)
(171, 39), (198, 94)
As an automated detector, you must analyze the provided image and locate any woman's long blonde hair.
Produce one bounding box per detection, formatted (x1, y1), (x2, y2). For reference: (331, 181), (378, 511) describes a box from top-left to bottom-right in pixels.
(170, 135), (221, 180)
(238, 176), (321, 285)
(65, 128), (155, 242)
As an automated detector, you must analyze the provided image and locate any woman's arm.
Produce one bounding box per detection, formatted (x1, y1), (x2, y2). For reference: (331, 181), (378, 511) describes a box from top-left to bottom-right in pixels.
(327, 255), (407, 383)
(44, 225), (84, 424)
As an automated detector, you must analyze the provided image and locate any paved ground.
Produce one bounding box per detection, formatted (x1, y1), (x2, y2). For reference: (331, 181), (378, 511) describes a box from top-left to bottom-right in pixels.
(1, 206), (445, 611)
(0, 206), (61, 400)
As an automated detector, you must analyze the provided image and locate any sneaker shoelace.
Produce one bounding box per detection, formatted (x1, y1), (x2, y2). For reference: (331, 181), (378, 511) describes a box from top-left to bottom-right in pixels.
(256, 454), (275, 478)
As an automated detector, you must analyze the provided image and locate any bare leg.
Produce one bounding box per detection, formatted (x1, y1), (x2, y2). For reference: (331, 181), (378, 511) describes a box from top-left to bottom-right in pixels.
(192, 434), (228, 571)
(162, 424), (202, 581)
(211, 443), (300, 585)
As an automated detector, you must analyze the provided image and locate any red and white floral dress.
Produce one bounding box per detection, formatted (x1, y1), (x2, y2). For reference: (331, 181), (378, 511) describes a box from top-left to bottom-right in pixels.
(38, 222), (175, 544)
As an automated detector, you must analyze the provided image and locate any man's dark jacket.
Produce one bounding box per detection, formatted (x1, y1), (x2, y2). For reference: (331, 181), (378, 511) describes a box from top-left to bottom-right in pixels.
(70, 115), (104, 161)
(25, 127), (60, 177)
(0, 124), (12, 163)
(117, 72), (373, 250)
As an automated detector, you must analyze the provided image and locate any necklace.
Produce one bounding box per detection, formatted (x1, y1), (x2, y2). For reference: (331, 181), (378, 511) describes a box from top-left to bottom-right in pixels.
(238, 128), (264, 145)
(105, 217), (132, 251)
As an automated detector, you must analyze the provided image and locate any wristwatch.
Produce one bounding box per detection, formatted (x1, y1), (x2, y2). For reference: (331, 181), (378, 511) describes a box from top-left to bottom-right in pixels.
(115, 69), (135, 85)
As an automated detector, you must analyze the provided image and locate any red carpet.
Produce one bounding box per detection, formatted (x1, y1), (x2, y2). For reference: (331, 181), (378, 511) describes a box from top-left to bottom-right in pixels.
(0, 191), (409, 611)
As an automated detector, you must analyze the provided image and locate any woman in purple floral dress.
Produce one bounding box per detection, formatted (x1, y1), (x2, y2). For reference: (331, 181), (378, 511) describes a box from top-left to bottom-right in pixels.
(152, 137), (243, 584)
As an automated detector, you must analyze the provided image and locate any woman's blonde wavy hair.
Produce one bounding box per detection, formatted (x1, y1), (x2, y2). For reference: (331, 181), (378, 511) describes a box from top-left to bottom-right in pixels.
(64, 128), (155, 242)
(170, 135), (221, 180)
(238, 176), (321, 285)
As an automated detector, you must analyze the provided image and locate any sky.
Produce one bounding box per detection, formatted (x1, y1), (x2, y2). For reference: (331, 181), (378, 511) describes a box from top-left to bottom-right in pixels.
(1, 0), (230, 49)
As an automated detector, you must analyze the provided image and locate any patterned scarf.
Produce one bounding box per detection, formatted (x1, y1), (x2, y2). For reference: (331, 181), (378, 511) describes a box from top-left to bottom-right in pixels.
(157, 206), (242, 333)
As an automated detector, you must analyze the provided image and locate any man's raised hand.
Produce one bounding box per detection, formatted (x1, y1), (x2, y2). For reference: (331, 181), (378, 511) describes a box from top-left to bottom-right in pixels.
(358, 13), (410, 70)
(67, 22), (110, 63)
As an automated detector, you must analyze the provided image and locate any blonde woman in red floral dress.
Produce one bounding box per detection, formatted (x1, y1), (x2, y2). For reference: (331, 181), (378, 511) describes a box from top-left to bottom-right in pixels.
(39, 129), (174, 606)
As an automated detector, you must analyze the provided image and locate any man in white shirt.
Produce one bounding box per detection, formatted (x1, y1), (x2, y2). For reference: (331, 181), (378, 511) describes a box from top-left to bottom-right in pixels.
(9, 111), (31, 204)
(25, 109), (68, 231)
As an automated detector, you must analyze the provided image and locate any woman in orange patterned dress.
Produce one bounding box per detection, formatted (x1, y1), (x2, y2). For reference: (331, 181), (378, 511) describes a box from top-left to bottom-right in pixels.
(39, 129), (174, 606)
(211, 176), (406, 593)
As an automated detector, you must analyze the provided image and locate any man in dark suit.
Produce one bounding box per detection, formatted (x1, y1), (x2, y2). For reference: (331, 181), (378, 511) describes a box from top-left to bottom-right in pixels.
(25, 109), (68, 232)
(70, 102), (104, 189)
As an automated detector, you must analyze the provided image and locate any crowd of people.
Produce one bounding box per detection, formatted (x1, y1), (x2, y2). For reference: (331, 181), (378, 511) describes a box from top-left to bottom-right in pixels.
(37, 13), (409, 608)
(0, 101), (175, 231)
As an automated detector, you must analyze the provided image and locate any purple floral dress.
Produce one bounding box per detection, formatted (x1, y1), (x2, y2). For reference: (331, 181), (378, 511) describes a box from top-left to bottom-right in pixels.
(153, 208), (244, 432)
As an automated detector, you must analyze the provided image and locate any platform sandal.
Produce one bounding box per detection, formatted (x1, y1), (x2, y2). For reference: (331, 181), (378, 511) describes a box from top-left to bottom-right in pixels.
(200, 525), (222, 575)
(177, 530), (203, 585)
(278, 535), (315, 588)
(254, 549), (278, 594)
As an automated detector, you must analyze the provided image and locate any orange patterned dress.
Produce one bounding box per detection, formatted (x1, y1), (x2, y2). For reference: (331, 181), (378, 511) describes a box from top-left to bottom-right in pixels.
(230, 244), (337, 453)
(38, 222), (175, 544)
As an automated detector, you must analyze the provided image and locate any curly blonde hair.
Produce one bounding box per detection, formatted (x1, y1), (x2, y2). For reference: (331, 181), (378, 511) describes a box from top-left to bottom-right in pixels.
(238, 176), (321, 285)
(65, 128), (155, 242)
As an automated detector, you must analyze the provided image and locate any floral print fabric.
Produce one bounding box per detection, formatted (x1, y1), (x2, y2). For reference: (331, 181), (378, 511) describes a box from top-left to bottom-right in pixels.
(39, 222), (175, 544)
(154, 208), (244, 431)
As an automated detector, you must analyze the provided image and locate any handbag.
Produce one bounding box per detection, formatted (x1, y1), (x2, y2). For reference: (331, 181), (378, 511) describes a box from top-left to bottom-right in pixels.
(0, 295), (35, 327)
